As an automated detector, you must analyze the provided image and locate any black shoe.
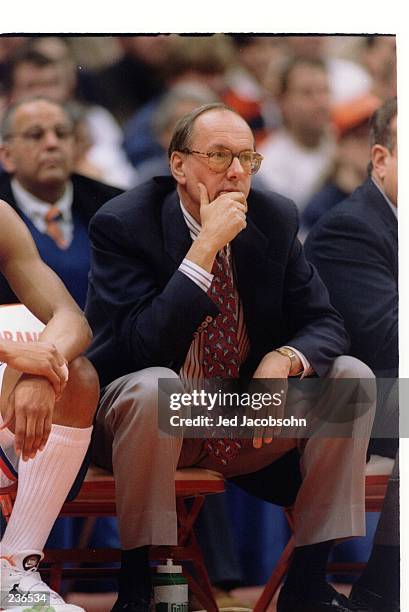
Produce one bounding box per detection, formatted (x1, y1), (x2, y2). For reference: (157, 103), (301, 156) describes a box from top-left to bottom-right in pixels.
(349, 583), (400, 612)
(111, 598), (151, 612)
(277, 586), (371, 612)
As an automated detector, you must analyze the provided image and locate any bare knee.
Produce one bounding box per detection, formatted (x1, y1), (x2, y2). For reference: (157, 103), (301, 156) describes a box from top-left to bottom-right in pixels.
(54, 356), (100, 427)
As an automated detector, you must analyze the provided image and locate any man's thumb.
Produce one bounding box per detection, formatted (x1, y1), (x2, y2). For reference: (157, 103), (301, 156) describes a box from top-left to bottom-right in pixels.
(197, 182), (210, 206)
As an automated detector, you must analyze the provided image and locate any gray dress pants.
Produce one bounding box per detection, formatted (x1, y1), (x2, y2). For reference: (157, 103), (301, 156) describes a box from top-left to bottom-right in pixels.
(92, 356), (375, 549)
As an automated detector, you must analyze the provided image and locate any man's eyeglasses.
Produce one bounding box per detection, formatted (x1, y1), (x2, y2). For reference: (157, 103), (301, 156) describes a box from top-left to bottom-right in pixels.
(4, 126), (74, 144)
(181, 148), (264, 175)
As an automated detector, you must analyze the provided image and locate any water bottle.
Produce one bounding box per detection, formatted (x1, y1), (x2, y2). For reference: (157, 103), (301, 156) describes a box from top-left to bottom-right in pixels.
(154, 558), (188, 611)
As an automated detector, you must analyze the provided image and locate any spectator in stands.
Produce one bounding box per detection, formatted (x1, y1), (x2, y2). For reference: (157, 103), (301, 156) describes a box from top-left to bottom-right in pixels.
(0, 97), (122, 308)
(305, 98), (398, 612)
(360, 36), (397, 101)
(85, 102), (375, 612)
(258, 57), (335, 213)
(224, 35), (284, 140)
(4, 45), (137, 189)
(0, 37), (26, 115)
(4, 47), (69, 102)
(23, 36), (98, 124)
(86, 36), (170, 125)
(283, 35), (372, 103)
(135, 81), (218, 184)
(302, 93), (381, 233)
(123, 34), (233, 170)
(0, 199), (99, 612)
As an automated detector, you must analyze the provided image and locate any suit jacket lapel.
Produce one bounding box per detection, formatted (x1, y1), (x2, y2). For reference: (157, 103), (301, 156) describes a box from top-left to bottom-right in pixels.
(231, 214), (269, 283)
(162, 189), (192, 267)
(231, 212), (285, 340)
(365, 179), (398, 245)
(160, 187), (282, 322)
(366, 179), (397, 225)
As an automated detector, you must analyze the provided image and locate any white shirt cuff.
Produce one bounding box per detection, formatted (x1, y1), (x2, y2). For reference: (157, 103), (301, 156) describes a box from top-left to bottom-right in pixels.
(283, 346), (313, 378)
(179, 259), (213, 292)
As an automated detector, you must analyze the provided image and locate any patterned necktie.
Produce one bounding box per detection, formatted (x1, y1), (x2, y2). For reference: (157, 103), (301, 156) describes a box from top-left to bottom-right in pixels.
(44, 206), (68, 249)
(203, 249), (242, 465)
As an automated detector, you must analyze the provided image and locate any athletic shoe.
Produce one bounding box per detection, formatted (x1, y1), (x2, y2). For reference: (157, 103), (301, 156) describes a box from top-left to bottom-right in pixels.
(0, 550), (84, 611)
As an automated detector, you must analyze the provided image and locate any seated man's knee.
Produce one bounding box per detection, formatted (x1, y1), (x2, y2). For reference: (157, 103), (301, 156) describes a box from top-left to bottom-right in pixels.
(111, 366), (180, 429)
(329, 356), (376, 425)
(331, 355), (375, 380)
(60, 356), (100, 425)
(138, 366), (179, 397)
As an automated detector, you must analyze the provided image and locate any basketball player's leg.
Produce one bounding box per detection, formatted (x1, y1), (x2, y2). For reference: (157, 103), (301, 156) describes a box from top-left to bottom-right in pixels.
(0, 358), (99, 611)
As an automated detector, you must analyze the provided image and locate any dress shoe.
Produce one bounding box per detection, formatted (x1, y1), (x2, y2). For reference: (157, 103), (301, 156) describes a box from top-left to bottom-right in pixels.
(111, 598), (151, 611)
(349, 583), (400, 612)
(277, 585), (371, 612)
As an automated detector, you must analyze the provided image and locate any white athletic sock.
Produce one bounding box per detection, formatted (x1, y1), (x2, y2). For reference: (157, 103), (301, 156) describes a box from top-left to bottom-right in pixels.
(0, 423), (92, 555)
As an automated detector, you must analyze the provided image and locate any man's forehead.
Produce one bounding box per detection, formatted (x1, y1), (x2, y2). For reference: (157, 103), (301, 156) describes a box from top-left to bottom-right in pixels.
(12, 101), (70, 127)
(15, 62), (57, 79)
(191, 110), (254, 147)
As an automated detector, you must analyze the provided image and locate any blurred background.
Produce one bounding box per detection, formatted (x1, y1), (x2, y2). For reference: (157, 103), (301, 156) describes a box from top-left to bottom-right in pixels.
(0, 33), (398, 611)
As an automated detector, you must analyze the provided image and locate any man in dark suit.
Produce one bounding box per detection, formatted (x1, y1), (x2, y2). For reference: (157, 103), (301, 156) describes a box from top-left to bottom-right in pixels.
(0, 94), (244, 605)
(0, 96), (122, 308)
(305, 98), (398, 612)
(305, 102), (397, 381)
(86, 103), (375, 612)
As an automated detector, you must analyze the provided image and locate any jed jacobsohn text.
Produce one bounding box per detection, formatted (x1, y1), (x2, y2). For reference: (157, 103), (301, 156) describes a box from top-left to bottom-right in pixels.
(169, 413), (306, 428)
(169, 389), (285, 411)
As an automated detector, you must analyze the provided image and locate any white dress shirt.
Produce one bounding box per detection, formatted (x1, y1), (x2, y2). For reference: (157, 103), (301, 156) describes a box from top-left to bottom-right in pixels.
(11, 178), (74, 247)
(177, 201), (311, 377)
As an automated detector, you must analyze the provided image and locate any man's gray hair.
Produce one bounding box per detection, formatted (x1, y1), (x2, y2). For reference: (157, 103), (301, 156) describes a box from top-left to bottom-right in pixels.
(167, 102), (251, 159)
(1, 96), (73, 142)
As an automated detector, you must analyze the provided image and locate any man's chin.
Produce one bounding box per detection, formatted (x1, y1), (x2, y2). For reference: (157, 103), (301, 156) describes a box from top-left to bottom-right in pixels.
(38, 170), (69, 185)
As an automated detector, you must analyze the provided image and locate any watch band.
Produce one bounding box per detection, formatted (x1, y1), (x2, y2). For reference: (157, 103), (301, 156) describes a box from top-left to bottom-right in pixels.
(275, 347), (304, 377)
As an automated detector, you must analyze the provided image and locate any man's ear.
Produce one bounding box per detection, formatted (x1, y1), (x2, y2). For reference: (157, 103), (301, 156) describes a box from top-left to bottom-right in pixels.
(0, 144), (17, 174)
(371, 144), (388, 182)
(170, 151), (186, 186)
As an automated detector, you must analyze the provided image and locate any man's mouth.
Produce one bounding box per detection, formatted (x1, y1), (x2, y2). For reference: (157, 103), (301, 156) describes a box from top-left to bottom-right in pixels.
(218, 189), (239, 195)
(41, 158), (63, 167)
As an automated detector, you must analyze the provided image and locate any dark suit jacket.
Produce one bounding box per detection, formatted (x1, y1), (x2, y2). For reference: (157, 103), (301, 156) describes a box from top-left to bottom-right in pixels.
(85, 176), (348, 389)
(305, 178), (398, 378)
(0, 172), (122, 305)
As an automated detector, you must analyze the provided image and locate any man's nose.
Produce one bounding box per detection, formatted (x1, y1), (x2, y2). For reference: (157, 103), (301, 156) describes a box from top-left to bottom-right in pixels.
(314, 89), (330, 110)
(43, 129), (60, 147)
(227, 155), (246, 178)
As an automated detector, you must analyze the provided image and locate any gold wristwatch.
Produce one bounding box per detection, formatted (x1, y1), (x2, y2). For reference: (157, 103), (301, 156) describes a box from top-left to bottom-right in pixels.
(275, 347), (303, 377)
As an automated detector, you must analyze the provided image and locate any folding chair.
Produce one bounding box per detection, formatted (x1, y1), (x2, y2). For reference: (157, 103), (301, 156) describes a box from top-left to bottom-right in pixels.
(0, 304), (225, 611)
(0, 466), (224, 612)
(253, 454), (394, 612)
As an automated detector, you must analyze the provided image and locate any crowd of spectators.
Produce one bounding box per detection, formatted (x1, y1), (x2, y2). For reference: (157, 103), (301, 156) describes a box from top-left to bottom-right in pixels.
(0, 33), (398, 606)
(1, 35), (397, 222)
